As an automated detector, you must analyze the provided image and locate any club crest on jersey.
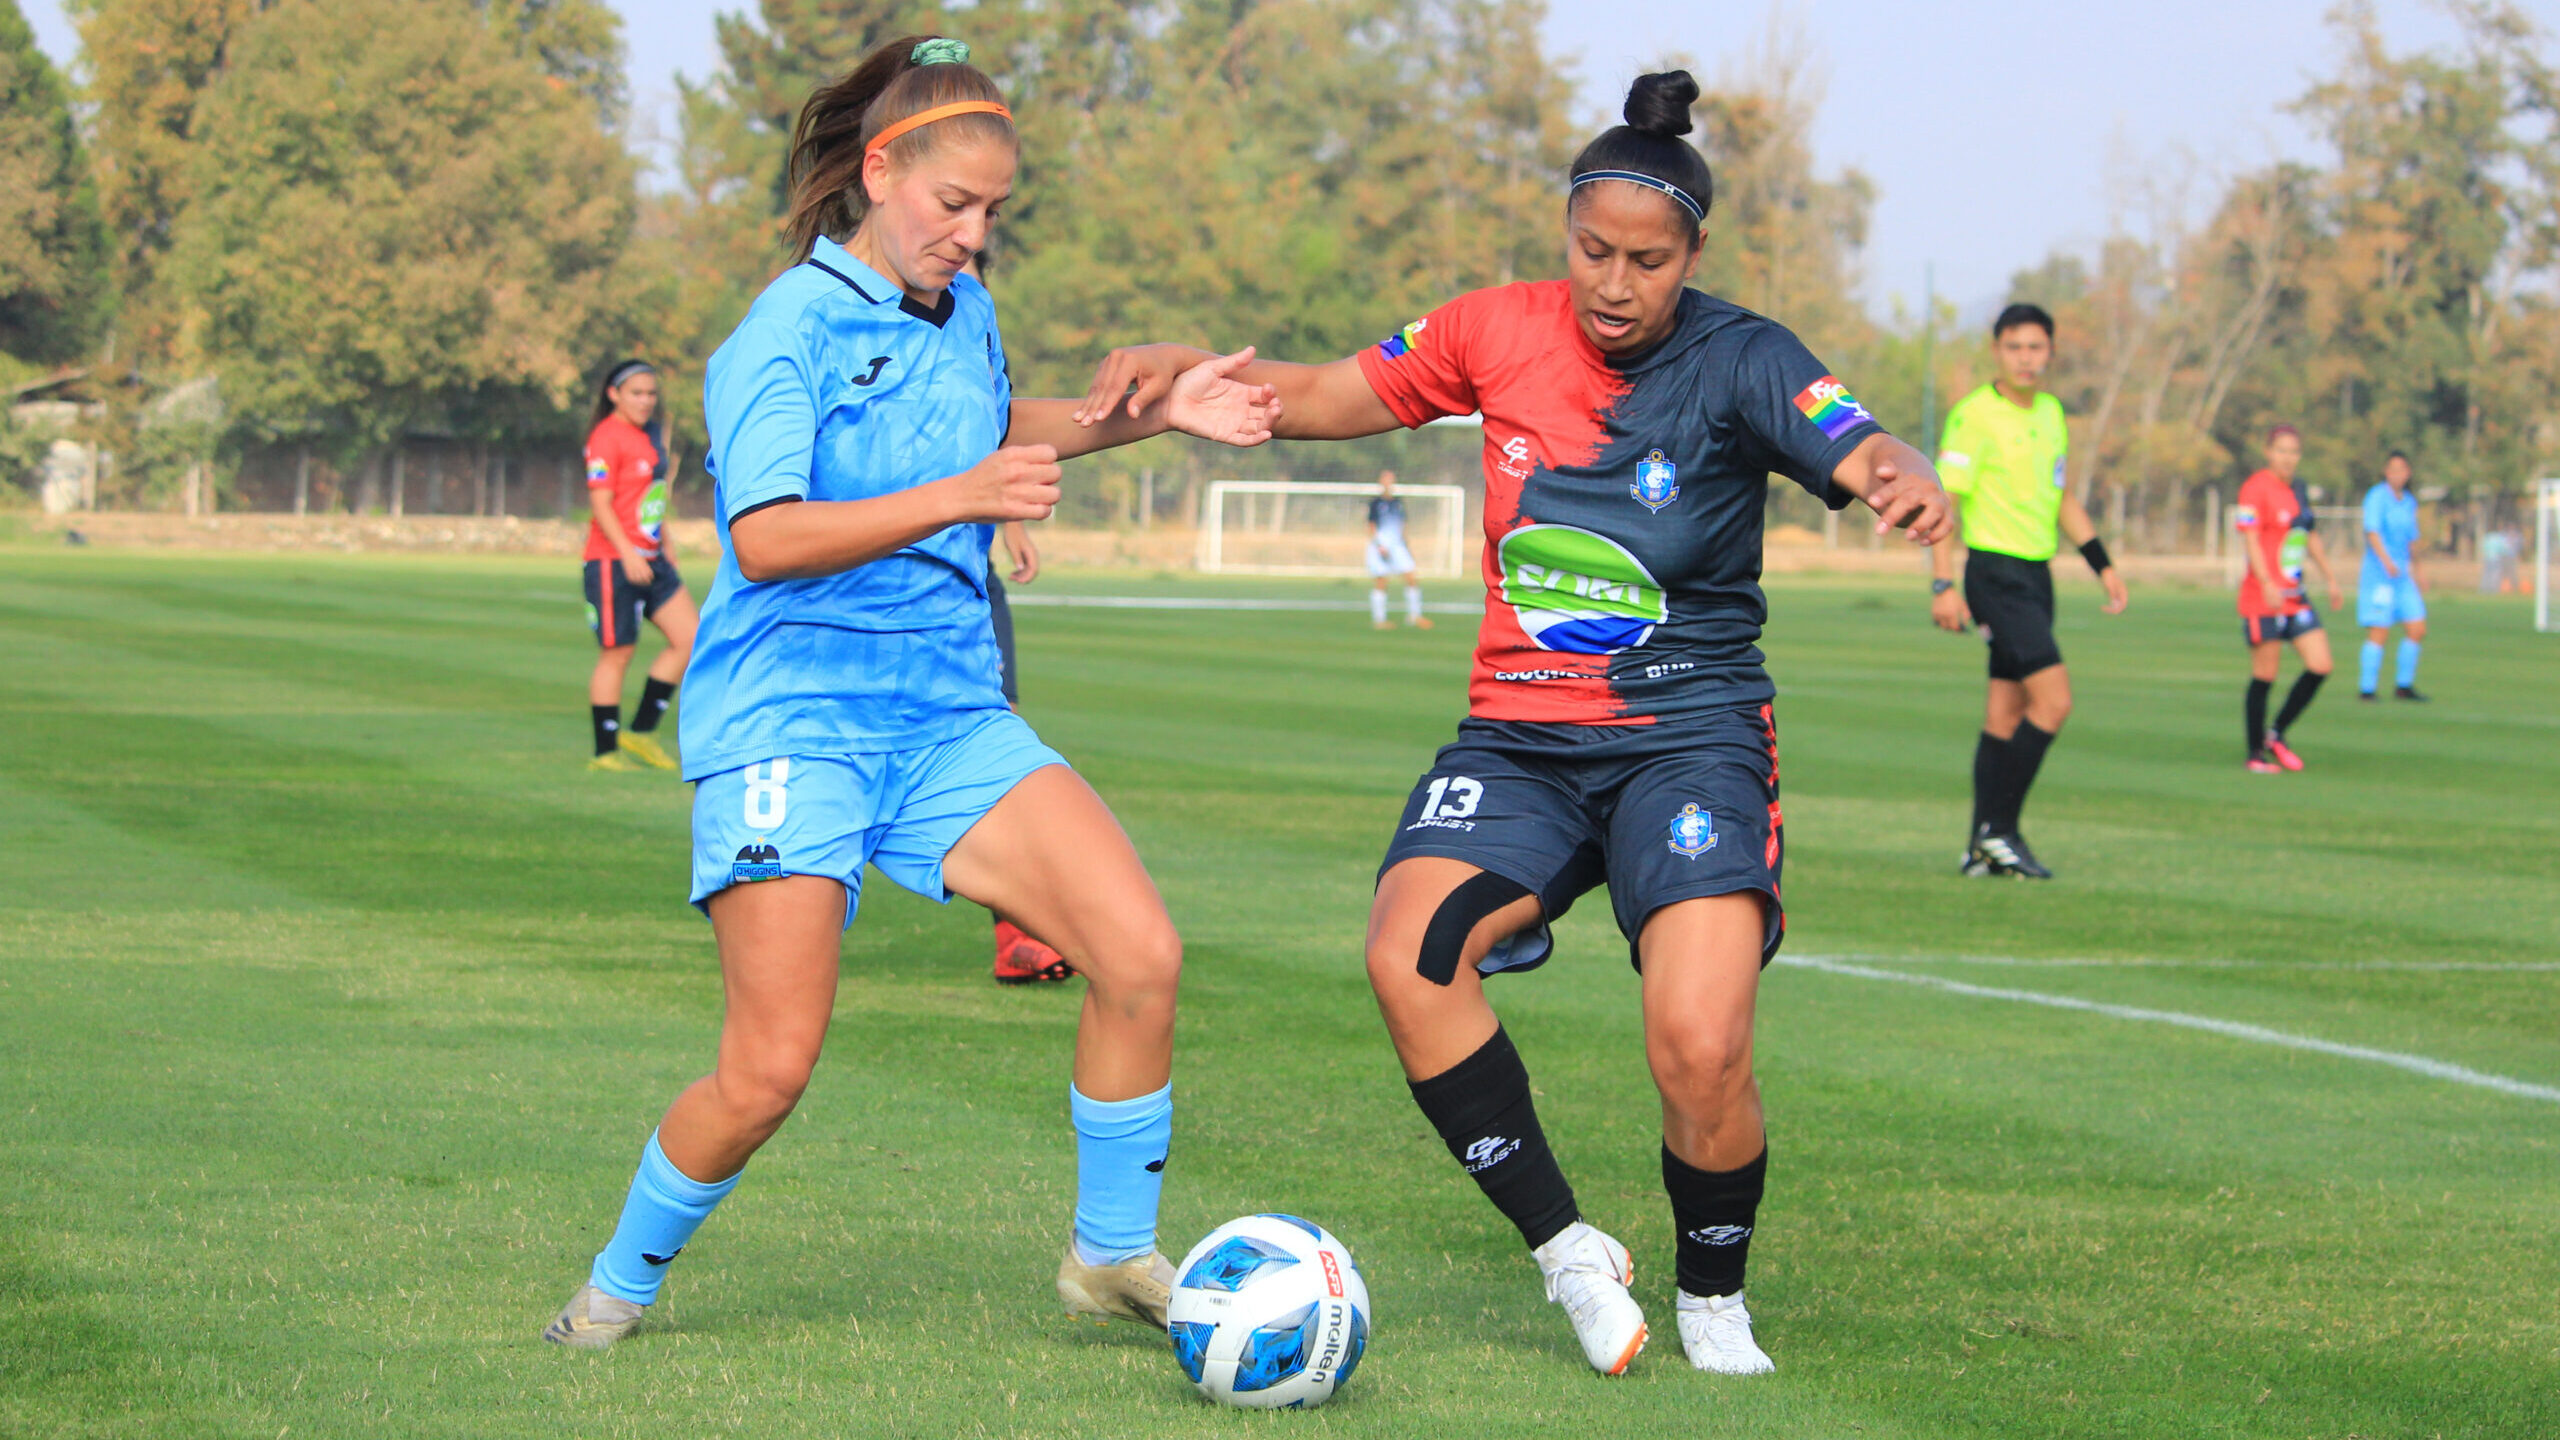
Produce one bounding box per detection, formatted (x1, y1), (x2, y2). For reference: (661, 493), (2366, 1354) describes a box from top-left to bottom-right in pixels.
(731, 842), (783, 884)
(1631, 449), (1679, 512)
(1669, 803), (1718, 858)
(1376, 317), (1428, 360)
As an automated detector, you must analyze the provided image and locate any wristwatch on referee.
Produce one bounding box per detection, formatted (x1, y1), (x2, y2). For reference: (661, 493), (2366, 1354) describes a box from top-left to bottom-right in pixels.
(1930, 578), (1955, 596)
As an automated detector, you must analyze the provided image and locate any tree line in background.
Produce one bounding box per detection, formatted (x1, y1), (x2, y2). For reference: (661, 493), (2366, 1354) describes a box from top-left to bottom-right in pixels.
(1, 0), (2554, 536)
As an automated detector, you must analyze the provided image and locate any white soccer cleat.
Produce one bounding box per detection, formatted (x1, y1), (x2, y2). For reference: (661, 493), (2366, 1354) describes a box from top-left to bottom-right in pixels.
(1533, 1221), (1648, 1375)
(1676, 1288), (1775, 1374)
(543, 1282), (646, 1350)
(1056, 1246), (1175, 1330)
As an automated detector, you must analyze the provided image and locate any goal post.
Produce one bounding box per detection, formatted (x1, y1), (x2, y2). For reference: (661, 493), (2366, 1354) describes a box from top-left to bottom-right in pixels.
(2538, 478), (2559, 634)
(1198, 480), (1471, 578)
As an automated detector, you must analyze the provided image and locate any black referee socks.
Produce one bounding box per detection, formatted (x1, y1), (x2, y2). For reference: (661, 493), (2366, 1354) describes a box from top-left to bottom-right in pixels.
(1664, 1144), (1766, 1298)
(1408, 1027), (1579, 1249)
(1975, 721), (2055, 835)
(1970, 730), (2008, 835)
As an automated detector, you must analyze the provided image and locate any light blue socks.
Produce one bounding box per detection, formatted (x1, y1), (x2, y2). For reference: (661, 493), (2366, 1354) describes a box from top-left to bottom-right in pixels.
(1071, 1082), (1173, 1264)
(2360, 640), (2384, 695)
(2396, 640), (2422, 689)
(590, 1131), (742, 1305)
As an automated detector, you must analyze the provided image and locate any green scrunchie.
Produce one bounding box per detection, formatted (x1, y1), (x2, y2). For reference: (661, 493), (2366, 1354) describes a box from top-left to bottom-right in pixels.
(910, 37), (970, 65)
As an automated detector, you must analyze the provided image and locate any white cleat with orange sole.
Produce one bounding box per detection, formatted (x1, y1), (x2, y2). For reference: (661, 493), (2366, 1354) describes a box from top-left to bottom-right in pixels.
(1533, 1222), (1648, 1374)
(1677, 1288), (1775, 1374)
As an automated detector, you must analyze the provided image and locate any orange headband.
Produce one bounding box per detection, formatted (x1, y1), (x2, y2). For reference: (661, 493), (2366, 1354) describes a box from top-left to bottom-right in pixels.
(865, 101), (1014, 160)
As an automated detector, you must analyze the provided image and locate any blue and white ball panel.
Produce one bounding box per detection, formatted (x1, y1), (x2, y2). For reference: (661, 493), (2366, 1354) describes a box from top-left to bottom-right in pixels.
(686, 710), (1067, 924)
(1167, 1214), (1371, 1410)
(2357, 576), (2427, 629)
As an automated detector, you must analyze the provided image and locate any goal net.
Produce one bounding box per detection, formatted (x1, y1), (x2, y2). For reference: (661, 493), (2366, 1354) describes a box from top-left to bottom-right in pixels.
(1198, 480), (1471, 578)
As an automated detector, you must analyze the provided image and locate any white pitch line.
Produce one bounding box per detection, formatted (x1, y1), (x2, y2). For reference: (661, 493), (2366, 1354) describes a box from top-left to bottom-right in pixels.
(1779, 954), (2560, 1105)
(1818, 952), (2560, 974)
(1009, 594), (1478, 614)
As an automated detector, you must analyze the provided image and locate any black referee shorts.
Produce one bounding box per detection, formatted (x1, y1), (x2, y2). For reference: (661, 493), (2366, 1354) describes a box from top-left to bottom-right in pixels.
(1964, 548), (2063, 682)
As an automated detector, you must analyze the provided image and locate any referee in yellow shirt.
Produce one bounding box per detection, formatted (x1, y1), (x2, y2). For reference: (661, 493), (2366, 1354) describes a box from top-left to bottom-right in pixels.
(1926, 304), (2127, 879)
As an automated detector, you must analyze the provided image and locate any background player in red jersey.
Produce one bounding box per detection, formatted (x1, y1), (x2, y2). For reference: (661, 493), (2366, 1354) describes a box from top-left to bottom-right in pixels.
(2234, 424), (2340, 772)
(581, 360), (697, 772)
(1074, 71), (1948, 1379)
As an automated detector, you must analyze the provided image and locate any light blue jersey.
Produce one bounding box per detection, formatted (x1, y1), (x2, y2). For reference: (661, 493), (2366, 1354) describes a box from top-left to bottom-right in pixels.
(678, 239), (1015, 780)
(2357, 482), (2427, 629)
(2361, 483), (2420, 571)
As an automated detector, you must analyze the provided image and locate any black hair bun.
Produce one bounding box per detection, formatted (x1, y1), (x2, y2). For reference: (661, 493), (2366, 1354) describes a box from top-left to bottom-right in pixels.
(1624, 70), (1698, 138)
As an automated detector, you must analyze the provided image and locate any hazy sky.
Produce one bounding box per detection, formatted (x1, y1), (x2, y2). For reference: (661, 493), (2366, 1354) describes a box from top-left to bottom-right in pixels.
(19, 0), (2548, 316)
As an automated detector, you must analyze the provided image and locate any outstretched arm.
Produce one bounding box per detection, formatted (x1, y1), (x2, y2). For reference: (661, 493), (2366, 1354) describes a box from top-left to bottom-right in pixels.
(1829, 433), (1954, 546)
(730, 446), (1061, 584)
(1010, 347), (1280, 459)
(1075, 345), (1399, 441)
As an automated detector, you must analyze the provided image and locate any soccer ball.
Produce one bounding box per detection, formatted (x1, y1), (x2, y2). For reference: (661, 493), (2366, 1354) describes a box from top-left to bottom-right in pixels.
(1167, 1214), (1371, 1409)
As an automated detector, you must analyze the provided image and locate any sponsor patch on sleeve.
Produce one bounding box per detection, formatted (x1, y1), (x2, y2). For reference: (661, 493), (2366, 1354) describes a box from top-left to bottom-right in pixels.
(1375, 317), (1427, 361)
(2233, 504), (2259, 529)
(586, 456), (612, 487)
(1792, 376), (1874, 440)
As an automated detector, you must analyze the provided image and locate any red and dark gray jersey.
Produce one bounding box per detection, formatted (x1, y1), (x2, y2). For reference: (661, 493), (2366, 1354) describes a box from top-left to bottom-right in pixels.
(1356, 280), (1881, 725)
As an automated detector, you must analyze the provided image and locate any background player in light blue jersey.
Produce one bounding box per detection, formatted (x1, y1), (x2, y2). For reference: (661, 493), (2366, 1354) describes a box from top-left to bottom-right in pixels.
(2358, 450), (2430, 701)
(545, 36), (1280, 1350)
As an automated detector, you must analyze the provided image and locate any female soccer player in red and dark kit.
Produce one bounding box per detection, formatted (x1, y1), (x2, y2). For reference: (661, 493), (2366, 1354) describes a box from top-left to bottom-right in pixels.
(582, 360), (697, 771)
(1076, 72), (1949, 1377)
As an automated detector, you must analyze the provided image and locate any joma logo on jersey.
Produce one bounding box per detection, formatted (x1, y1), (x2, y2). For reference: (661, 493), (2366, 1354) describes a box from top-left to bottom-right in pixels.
(1669, 803), (1717, 857)
(1632, 449), (1679, 512)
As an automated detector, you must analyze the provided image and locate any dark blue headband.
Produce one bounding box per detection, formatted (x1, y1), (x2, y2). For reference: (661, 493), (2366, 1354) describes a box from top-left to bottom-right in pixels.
(1570, 169), (1705, 224)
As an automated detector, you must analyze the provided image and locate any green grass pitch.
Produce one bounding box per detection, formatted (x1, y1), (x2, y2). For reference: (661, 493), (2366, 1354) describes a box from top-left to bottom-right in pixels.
(0, 548), (2553, 1439)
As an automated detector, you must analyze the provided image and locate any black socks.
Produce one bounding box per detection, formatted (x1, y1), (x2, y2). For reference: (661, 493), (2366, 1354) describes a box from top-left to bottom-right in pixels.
(1664, 1145), (1766, 1298)
(633, 677), (676, 734)
(1970, 731), (2008, 834)
(1974, 721), (2056, 835)
(592, 704), (621, 756)
(2273, 670), (2325, 736)
(1408, 1027), (1579, 1249)
(2245, 677), (2273, 754)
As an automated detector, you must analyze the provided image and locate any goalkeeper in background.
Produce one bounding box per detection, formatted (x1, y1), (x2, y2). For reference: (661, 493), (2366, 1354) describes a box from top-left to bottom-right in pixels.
(1367, 470), (1433, 630)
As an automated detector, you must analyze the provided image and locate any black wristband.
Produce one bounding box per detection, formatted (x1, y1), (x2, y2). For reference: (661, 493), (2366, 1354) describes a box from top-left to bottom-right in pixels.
(2080, 538), (2113, 575)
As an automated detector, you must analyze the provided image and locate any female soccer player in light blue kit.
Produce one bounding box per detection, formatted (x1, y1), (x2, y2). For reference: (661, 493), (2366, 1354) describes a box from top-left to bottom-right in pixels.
(545, 36), (1279, 1348)
(2358, 450), (2430, 701)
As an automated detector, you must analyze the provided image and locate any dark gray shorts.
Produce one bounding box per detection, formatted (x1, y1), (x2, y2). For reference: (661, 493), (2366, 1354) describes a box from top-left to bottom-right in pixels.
(1378, 706), (1786, 974)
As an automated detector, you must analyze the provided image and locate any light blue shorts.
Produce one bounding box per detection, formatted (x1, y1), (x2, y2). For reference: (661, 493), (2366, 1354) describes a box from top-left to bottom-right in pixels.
(2358, 572), (2427, 629)
(688, 710), (1068, 925)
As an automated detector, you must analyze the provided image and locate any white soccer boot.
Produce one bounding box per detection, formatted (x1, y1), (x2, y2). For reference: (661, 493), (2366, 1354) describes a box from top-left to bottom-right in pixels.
(1055, 1246), (1175, 1330)
(1532, 1221), (1648, 1375)
(1676, 1288), (1775, 1374)
(543, 1282), (645, 1350)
